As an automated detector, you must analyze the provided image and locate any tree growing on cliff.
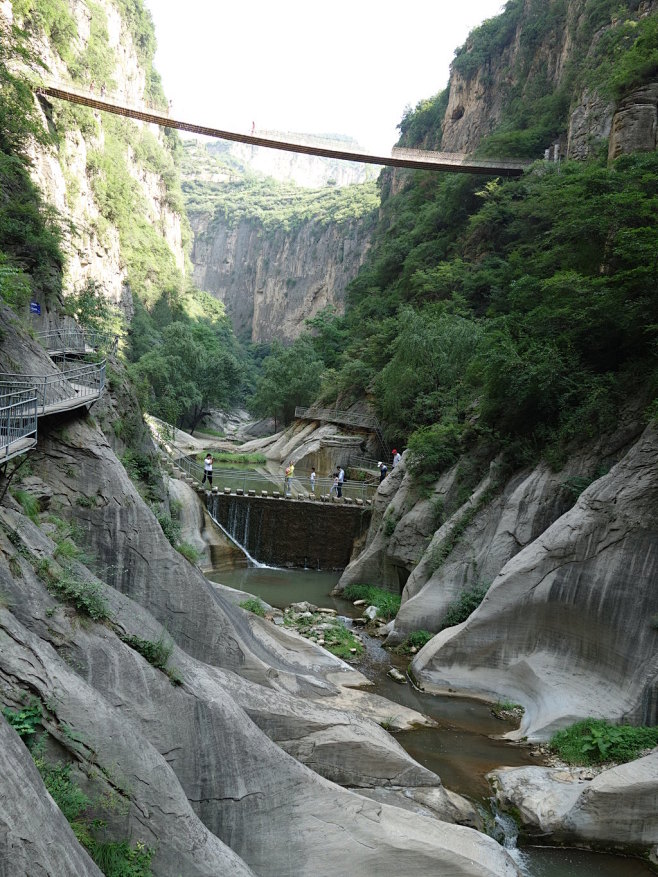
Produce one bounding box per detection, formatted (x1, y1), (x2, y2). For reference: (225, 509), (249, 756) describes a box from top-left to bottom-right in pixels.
(249, 339), (323, 428)
(130, 320), (242, 433)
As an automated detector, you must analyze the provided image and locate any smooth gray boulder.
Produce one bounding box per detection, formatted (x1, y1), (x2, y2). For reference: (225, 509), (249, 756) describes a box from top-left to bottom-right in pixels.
(0, 717), (103, 877)
(411, 425), (658, 739)
(0, 609), (257, 877)
(0, 555), (520, 877)
(491, 752), (658, 852)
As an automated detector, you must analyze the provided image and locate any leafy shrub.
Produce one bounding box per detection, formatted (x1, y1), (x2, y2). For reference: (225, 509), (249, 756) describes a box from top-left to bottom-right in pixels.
(155, 511), (180, 547)
(35, 758), (90, 825)
(394, 630), (434, 654)
(2, 699), (42, 743)
(48, 572), (110, 621)
(407, 421), (463, 487)
(239, 598), (266, 617)
(342, 584), (401, 621)
(550, 719), (658, 766)
(439, 583), (490, 630)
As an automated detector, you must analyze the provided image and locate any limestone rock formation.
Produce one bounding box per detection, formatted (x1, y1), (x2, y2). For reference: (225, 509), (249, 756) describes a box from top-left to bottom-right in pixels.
(190, 211), (375, 343)
(608, 83), (658, 159)
(491, 754), (658, 853)
(409, 424), (658, 739)
(0, 718), (103, 877)
(0, 432), (521, 877)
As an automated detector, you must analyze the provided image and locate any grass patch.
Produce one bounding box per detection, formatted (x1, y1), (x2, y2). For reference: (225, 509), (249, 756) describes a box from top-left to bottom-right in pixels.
(35, 755), (153, 875)
(47, 570), (110, 621)
(283, 609), (364, 659)
(239, 598), (266, 617)
(75, 495), (97, 508)
(439, 583), (490, 630)
(176, 541), (200, 564)
(550, 719), (658, 766)
(394, 630), (434, 654)
(342, 584), (401, 621)
(86, 839), (153, 877)
(122, 630), (173, 671)
(321, 623), (364, 659)
(10, 488), (40, 522)
(195, 427), (226, 438)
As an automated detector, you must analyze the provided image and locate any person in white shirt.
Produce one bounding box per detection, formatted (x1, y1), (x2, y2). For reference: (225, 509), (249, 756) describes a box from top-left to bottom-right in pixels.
(337, 466), (345, 498)
(202, 453), (213, 486)
(392, 449), (401, 468)
(310, 467), (316, 493)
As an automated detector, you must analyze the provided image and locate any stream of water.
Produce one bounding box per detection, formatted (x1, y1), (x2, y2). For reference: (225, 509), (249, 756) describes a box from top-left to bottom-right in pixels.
(207, 563), (655, 877)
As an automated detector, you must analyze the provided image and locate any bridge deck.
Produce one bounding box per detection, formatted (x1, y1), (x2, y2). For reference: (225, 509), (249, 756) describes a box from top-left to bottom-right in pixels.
(40, 385), (102, 417)
(37, 83), (531, 178)
(1, 436), (37, 465)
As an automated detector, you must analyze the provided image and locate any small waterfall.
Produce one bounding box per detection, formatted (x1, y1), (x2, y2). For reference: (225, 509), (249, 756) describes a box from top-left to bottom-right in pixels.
(489, 800), (531, 875)
(207, 507), (265, 568)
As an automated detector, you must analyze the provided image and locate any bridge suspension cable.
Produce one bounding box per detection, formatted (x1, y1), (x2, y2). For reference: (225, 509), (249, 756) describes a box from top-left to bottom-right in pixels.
(36, 81), (531, 178)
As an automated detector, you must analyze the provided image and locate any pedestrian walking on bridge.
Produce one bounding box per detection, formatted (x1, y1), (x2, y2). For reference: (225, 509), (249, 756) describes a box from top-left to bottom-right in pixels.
(284, 461), (294, 497)
(202, 453), (213, 487)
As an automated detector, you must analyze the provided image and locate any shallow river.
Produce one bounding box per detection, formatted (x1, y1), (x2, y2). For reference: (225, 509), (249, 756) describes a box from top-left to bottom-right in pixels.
(207, 563), (655, 877)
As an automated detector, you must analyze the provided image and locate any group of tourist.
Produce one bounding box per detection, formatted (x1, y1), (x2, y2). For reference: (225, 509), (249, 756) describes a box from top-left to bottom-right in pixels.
(201, 449), (402, 496)
(378, 448), (401, 482)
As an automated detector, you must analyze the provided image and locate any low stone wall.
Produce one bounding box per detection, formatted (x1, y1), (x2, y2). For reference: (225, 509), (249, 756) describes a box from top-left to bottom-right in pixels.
(206, 492), (371, 569)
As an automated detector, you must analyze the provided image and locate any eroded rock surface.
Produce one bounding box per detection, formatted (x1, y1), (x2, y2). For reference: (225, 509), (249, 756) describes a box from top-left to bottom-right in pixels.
(491, 753), (658, 853)
(410, 425), (658, 739)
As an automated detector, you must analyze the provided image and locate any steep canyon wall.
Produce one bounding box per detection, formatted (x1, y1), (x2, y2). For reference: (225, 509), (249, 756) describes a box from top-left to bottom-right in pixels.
(190, 210), (375, 342)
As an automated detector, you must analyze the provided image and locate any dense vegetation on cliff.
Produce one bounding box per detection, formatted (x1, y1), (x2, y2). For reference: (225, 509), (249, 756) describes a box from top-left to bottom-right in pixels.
(182, 141), (380, 233)
(288, 0), (658, 479)
(1, 2), (247, 431)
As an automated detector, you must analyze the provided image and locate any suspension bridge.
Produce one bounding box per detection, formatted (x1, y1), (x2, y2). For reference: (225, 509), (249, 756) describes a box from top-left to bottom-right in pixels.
(36, 81), (532, 178)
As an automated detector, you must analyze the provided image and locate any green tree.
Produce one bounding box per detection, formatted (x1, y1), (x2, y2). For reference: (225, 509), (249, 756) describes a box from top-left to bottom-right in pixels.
(250, 339), (324, 428)
(130, 320), (242, 433)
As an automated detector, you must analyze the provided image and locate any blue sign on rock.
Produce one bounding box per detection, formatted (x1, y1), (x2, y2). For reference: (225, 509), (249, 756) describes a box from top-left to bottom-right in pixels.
(29, 301), (41, 315)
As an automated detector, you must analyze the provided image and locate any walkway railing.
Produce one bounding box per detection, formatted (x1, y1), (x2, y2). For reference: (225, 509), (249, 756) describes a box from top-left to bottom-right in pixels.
(0, 360), (106, 416)
(37, 327), (111, 356)
(0, 388), (38, 465)
(156, 437), (378, 502)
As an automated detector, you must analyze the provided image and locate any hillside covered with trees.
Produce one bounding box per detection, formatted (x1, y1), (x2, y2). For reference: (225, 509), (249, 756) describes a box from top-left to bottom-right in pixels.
(256, 0), (658, 483)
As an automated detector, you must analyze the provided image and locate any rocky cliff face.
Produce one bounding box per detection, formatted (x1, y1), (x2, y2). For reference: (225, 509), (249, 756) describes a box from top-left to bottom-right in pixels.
(6, 0), (187, 321)
(190, 211), (375, 341)
(439, 0), (658, 160)
(0, 313), (520, 876)
(409, 422), (658, 740)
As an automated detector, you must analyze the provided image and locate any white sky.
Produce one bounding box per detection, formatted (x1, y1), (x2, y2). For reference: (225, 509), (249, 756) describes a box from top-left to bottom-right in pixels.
(146, 1), (505, 154)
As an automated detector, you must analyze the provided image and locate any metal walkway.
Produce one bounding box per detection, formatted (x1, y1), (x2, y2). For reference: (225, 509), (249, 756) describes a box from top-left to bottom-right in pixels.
(0, 388), (38, 466)
(37, 327), (110, 357)
(36, 81), (531, 178)
(0, 359), (106, 419)
(1, 324), (107, 467)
